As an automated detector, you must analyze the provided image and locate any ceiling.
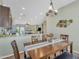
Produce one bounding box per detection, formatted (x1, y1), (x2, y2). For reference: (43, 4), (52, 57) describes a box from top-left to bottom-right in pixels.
(2, 0), (76, 25)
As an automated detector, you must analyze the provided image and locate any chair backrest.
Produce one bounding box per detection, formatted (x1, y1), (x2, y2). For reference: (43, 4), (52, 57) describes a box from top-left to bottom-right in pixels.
(60, 34), (69, 42)
(31, 36), (38, 44)
(11, 40), (20, 59)
(47, 33), (53, 37)
(42, 34), (48, 41)
(31, 39), (38, 44)
(24, 42), (32, 46)
(42, 33), (53, 41)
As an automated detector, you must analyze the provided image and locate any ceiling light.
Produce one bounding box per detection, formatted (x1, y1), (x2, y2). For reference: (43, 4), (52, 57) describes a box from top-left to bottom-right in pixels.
(40, 12), (43, 15)
(20, 13), (23, 16)
(18, 17), (22, 19)
(35, 16), (37, 19)
(46, 0), (58, 16)
(22, 7), (26, 10)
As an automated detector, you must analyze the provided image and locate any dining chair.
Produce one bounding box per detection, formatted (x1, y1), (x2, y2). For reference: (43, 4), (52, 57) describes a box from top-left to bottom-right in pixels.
(31, 36), (39, 44)
(47, 33), (53, 38)
(60, 34), (69, 42)
(42, 34), (48, 41)
(24, 42), (32, 47)
(47, 33), (54, 40)
(11, 40), (20, 59)
(60, 34), (69, 53)
(11, 40), (32, 59)
(23, 42), (33, 59)
(31, 38), (38, 44)
(42, 33), (53, 41)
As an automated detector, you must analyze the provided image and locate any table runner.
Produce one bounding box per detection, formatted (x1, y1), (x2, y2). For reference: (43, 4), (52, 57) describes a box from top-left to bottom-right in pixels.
(24, 39), (65, 51)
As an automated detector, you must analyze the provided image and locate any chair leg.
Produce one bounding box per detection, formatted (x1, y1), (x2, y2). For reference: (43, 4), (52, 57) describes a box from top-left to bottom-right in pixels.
(42, 57), (48, 59)
(48, 56), (50, 59)
(24, 51), (27, 59)
(61, 47), (68, 53)
(61, 50), (64, 53)
(54, 54), (56, 58)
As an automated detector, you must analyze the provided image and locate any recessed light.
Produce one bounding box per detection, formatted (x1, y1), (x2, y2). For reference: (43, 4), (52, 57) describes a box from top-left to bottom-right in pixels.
(18, 17), (22, 19)
(40, 12), (43, 15)
(22, 7), (26, 10)
(35, 16), (37, 19)
(20, 13), (23, 16)
(54, 9), (58, 13)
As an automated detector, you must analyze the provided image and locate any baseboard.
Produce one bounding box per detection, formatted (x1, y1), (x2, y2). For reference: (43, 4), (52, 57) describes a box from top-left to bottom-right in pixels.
(0, 51), (23, 59)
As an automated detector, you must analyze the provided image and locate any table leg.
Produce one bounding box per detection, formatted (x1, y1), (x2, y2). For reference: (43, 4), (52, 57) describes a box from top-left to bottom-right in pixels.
(70, 42), (73, 54)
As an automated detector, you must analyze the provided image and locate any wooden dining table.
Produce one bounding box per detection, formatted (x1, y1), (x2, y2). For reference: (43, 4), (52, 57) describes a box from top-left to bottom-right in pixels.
(24, 40), (73, 59)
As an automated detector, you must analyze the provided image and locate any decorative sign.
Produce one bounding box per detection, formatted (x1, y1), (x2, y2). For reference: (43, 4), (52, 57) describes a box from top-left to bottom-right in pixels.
(56, 19), (73, 28)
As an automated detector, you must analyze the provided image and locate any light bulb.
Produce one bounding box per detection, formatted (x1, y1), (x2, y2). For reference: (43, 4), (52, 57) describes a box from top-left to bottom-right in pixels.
(22, 7), (26, 10)
(54, 9), (58, 15)
(54, 9), (58, 13)
(20, 13), (23, 16)
(49, 5), (53, 10)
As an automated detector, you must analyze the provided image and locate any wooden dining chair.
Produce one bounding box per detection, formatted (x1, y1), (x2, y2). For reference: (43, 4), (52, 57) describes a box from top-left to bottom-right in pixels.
(23, 42), (33, 59)
(42, 33), (53, 41)
(60, 34), (69, 53)
(11, 40), (20, 59)
(24, 42), (32, 47)
(47, 33), (53, 37)
(11, 40), (32, 59)
(47, 33), (53, 40)
(31, 36), (38, 44)
(32, 39), (38, 44)
(42, 34), (48, 41)
(60, 34), (69, 42)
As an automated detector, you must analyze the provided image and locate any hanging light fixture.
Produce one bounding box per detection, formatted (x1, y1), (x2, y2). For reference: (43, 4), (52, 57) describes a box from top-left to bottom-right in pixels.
(46, 0), (58, 16)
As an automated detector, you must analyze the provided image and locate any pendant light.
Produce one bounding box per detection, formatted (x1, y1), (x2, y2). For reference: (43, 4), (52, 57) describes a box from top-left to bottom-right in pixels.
(46, 0), (58, 16)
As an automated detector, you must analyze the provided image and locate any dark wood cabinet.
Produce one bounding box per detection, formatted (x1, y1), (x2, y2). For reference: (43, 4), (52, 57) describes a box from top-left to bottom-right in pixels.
(0, 5), (12, 28)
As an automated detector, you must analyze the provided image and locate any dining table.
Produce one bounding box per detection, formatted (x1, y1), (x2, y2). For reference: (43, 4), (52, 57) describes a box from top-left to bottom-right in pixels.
(24, 39), (73, 59)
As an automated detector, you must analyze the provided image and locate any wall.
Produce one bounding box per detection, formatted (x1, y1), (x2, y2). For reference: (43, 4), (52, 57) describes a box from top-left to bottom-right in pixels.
(47, 0), (79, 52)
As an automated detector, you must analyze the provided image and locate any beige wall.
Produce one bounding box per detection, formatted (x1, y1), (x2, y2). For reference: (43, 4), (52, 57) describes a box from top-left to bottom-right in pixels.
(47, 0), (79, 52)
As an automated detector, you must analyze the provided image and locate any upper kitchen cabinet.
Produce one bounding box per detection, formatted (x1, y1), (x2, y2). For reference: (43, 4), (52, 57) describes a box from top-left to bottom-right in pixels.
(0, 5), (12, 28)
